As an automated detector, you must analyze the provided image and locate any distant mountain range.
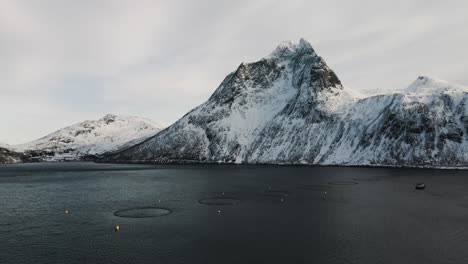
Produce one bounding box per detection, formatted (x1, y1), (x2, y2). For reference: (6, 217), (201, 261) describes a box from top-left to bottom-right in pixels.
(2, 39), (468, 168)
(102, 39), (468, 168)
(0, 114), (162, 163)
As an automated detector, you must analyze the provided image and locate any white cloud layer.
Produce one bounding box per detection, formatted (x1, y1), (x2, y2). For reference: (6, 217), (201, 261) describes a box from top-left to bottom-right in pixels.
(1, 0), (467, 144)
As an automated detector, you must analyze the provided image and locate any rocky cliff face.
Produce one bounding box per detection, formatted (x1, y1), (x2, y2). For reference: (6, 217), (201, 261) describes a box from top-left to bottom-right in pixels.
(100, 39), (468, 167)
(0, 147), (27, 164)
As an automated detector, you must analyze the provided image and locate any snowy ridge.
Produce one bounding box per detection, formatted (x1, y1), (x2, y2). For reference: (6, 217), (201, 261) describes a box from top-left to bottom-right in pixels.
(102, 38), (468, 168)
(405, 76), (467, 94)
(13, 114), (163, 161)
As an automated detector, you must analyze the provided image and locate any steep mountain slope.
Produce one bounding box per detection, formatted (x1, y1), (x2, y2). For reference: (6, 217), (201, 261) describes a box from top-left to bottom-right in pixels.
(104, 39), (468, 167)
(14, 114), (163, 161)
(103, 39), (356, 163)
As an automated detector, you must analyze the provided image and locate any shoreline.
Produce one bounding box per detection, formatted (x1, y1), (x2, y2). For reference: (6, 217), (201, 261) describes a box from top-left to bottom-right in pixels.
(3, 159), (466, 170)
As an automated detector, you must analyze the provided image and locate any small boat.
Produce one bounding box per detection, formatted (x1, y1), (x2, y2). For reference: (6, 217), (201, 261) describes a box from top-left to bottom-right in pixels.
(415, 183), (425, 190)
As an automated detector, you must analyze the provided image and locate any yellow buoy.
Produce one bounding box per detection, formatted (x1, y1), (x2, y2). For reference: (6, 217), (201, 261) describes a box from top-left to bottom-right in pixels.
(64, 210), (69, 214)
(115, 225), (120, 232)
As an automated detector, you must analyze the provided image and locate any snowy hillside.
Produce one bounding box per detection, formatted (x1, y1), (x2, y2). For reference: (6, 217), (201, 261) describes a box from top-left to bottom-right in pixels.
(13, 114), (163, 161)
(102, 39), (468, 167)
(405, 76), (467, 95)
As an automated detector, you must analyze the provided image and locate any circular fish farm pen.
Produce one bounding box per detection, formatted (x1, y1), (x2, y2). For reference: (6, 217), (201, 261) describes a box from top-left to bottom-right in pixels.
(113, 207), (172, 218)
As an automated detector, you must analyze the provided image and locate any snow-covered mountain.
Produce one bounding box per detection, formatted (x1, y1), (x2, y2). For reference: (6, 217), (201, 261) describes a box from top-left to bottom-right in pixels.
(13, 114), (163, 161)
(102, 38), (468, 167)
(317, 76), (468, 166)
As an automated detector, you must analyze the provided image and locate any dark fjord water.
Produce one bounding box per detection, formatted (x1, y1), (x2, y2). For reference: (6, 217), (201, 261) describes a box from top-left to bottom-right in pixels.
(1, 162), (468, 264)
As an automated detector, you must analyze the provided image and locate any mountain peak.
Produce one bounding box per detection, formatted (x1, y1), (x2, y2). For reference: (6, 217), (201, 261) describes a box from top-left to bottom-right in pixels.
(405, 76), (467, 94)
(412, 75), (441, 86)
(298, 37), (314, 50)
(102, 113), (117, 118)
(266, 38), (317, 59)
(208, 37), (344, 109)
(101, 114), (117, 121)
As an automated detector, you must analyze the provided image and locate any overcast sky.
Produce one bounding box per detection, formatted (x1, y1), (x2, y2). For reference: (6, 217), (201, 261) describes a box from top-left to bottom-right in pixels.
(1, 0), (467, 144)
